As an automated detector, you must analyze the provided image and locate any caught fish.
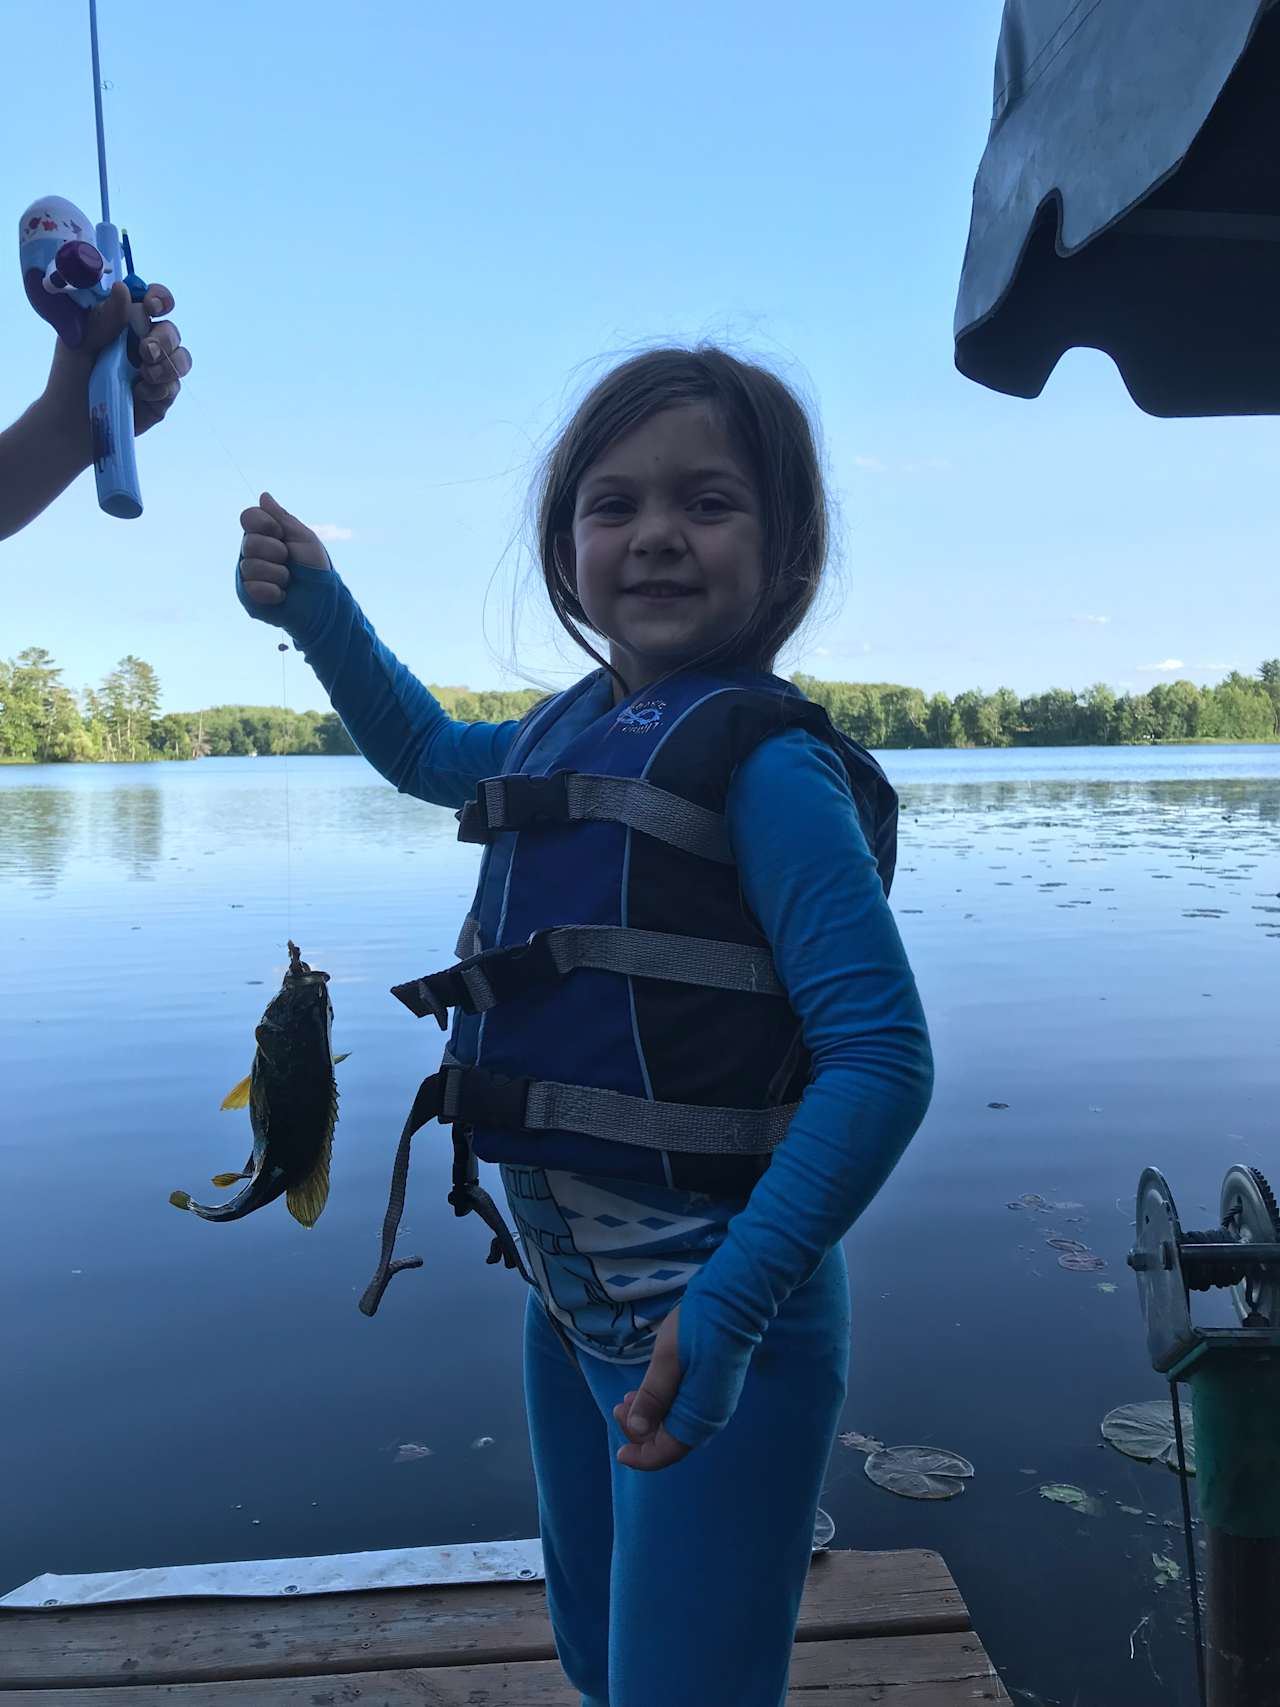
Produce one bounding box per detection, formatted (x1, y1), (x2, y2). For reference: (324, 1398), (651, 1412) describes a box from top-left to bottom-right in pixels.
(169, 942), (349, 1227)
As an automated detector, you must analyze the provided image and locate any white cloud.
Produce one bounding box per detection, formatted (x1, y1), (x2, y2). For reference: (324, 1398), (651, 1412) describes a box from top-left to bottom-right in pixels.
(811, 645), (833, 657)
(1137, 659), (1185, 673)
(1076, 614), (1110, 626)
(853, 456), (888, 474)
(309, 522), (354, 543)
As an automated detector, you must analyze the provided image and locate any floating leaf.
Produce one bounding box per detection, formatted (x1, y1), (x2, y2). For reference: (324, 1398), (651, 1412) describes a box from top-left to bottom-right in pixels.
(838, 1430), (884, 1454)
(812, 1507), (836, 1550)
(1008, 1193), (1049, 1211)
(1117, 1504), (1145, 1516)
(393, 1442), (434, 1463)
(1059, 1252), (1107, 1272)
(1047, 1237), (1090, 1254)
(1153, 1552), (1183, 1587)
(865, 1445), (974, 1500)
(1096, 1283), (1118, 1294)
(1039, 1483), (1101, 1516)
(1101, 1400), (1196, 1474)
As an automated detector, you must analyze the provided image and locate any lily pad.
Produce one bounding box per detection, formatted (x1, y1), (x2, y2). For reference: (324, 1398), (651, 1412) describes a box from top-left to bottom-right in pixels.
(865, 1445), (974, 1500)
(1153, 1551), (1183, 1587)
(838, 1430), (884, 1454)
(1047, 1237), (1090, 1254)
(1101, 1400), (1196, 1474)
(812, 1507), (836, 1550)
(1039, 1482), (1102, 1516)
(1008, 1193), (1049, 1211)
(393, 1442), (434, 1463)
(1059, 1252), (1107, 1272)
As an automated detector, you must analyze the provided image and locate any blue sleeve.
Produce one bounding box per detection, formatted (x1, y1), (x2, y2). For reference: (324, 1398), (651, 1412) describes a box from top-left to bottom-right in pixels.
(236, 555), (517, 808)
(665, 729), (934, 1449)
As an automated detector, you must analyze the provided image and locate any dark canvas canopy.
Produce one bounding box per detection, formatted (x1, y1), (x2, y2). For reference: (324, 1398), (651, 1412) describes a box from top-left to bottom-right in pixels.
(955, 0), (1280, 416)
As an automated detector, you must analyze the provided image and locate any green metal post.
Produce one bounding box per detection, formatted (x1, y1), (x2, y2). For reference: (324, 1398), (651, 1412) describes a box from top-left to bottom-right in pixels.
(1191, 1354), (1280, 1707)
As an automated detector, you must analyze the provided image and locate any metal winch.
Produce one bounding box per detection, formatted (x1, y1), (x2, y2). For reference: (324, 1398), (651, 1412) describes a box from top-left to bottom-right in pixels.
(1128, 1164), (1280, 1707)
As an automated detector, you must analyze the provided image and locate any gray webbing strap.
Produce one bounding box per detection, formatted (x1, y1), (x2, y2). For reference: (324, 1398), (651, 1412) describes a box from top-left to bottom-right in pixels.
(478, 774), (734, 864)
(455, 915), (481, 959)
(459, 926), (784, 1012)
(521, 1079), (796, 1156)
(440, 1050), (795, 1156)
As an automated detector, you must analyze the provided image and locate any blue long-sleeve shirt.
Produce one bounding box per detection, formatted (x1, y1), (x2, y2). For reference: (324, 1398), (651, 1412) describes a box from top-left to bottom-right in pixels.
(239, 561), (934, 1446)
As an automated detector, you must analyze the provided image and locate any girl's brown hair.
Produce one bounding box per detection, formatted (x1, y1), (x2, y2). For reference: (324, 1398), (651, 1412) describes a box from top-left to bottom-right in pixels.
(535, 346), (829, 676)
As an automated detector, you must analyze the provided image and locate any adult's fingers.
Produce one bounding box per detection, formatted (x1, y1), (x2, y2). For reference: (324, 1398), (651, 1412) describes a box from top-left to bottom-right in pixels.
(142, 283), (176, 317)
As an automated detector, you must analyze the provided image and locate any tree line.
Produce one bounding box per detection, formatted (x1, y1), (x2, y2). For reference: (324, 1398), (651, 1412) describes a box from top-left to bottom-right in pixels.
(0, 647), (1276, 763)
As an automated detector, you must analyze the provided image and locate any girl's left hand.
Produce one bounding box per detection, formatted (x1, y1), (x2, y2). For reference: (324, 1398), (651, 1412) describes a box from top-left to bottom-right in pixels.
(613, 1306), (692, 1472)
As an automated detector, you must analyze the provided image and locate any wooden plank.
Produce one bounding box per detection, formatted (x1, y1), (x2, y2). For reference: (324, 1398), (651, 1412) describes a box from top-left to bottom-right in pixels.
(0, 1633), (1006, 1706)
(0, 1549), (968, 1691)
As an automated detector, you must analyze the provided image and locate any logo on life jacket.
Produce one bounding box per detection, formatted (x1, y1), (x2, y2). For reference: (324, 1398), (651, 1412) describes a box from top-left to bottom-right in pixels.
(614, 699), (665, 734)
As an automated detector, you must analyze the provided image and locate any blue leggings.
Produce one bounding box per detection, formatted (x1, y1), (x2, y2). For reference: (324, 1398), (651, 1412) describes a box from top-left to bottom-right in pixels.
(524, 1246), (850, 1707)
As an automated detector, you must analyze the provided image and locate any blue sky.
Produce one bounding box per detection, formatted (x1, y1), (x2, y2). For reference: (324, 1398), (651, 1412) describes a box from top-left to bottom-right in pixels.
(4, 0), (1274, 714)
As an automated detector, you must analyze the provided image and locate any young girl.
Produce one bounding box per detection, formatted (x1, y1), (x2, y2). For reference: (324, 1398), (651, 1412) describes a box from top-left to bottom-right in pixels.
(237, 347), (933, 1707)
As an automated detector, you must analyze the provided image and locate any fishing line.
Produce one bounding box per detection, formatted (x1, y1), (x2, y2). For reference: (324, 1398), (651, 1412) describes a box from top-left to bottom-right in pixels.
(279, 641), (294, 940)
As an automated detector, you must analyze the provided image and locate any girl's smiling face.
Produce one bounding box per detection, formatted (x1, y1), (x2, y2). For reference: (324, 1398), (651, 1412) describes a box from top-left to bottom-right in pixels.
(568, 405), (766, 697)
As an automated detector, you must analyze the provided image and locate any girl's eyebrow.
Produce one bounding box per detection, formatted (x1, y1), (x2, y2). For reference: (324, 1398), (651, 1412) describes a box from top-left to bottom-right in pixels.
(579, 463), (752, 495)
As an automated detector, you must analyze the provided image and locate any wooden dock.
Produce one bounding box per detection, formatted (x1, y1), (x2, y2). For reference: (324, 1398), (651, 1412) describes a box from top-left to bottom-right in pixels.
(1, 1548), (1006, 1704)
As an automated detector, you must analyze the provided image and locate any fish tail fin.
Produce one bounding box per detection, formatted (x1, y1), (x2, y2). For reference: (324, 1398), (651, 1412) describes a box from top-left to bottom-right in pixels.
(169, 1190), (192, 1211)
(211, 1171), (251, 1188)
(220, 1072), (253, 1112)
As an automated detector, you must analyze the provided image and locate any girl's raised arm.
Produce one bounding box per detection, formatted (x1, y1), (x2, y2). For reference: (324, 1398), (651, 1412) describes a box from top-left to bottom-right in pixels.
(237, 493), (517, 808)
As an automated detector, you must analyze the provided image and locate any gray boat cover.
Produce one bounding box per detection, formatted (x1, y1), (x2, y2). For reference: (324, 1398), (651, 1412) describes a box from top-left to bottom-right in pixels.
(955, 0), (1280, 416)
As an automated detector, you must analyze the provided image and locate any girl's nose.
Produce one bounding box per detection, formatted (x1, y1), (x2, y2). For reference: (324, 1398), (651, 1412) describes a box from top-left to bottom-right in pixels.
(629, 504), (685, 557)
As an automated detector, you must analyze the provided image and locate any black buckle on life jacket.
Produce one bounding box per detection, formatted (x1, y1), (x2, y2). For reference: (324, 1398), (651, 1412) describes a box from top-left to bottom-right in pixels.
(457, 773), (573, 844)
(391, 931), (562, 1029)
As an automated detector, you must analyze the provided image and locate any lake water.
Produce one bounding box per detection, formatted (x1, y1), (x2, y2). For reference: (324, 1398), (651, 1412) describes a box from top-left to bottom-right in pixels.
(3, 745), (1278, 1704)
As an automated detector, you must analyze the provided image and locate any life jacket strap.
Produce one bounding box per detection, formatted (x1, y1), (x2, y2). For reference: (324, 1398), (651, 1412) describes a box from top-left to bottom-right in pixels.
(427, 1063), (797, 1157)
(457, 772), (734, 864)
(391, 925), (785, 1027)
(359, 1071), (535, 1319)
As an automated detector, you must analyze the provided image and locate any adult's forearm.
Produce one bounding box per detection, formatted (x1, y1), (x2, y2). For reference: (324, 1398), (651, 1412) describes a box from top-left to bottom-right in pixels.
(0, 393), (90, 540)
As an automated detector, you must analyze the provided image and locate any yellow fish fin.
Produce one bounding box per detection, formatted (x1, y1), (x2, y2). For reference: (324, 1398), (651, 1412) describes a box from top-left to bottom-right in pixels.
(333, 1051), (351, 1065)
(220, 1072), (253, 1112)
(169, 1190), (192, 1211)
(286, 1120), (334, 1230)
(210, 1171), (251, 1188)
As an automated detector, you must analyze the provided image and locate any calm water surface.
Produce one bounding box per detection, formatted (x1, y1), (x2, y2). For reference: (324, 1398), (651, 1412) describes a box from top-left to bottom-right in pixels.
(3, 745), (1278, 1705)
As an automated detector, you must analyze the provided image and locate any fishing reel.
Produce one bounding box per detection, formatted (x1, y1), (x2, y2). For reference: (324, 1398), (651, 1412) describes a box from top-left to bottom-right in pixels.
(1129, 1164), (1280, 1374)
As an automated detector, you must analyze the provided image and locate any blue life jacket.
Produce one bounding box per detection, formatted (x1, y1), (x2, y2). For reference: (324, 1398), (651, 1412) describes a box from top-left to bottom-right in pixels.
(359, 666), (897, 1316)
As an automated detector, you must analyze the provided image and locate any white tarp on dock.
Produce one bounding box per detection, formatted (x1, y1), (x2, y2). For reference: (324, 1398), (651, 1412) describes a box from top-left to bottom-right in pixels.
(1, 1538), (545, 1608)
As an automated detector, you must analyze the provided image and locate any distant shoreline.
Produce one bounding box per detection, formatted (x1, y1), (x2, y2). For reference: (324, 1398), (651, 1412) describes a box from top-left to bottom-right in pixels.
(3, 735), (1278, 767)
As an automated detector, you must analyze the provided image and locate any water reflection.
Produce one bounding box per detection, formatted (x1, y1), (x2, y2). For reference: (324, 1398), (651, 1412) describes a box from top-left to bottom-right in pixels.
(0, 787), (76, 892)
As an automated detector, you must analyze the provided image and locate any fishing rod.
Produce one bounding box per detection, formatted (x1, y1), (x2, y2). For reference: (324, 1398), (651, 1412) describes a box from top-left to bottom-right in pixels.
(18, 0), (149, 518)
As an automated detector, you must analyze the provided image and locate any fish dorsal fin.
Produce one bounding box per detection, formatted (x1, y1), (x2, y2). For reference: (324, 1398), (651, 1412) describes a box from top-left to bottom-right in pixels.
(220, 1072), (253, 1112)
